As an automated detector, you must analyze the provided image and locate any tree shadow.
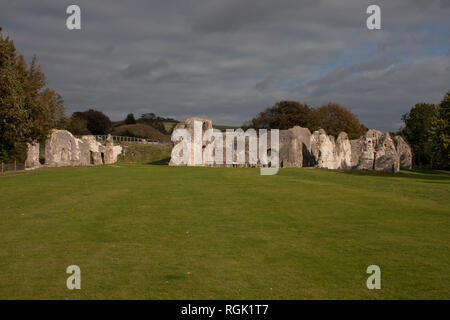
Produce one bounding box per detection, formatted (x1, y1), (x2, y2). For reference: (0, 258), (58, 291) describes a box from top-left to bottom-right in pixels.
(341, 169), (450, 181)
(147, 157), (171, 165)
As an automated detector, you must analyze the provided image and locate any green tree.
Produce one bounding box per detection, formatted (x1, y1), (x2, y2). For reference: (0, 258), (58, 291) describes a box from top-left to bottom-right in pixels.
(24, 56), (65, 142)
(139, 112), (167, 134)
(72, 109), (112, 135)
(67, 117), (90, 135)
(309, 103), (367, 139)
(0, 29), (27, 160)
(400, 103), (436, 167)
(244, 101), (312, 130)
(244, 101), (367, 139)
(125, 113), (136, 124)
(429, 92), (450, 169)
(0, 28), (65, 161)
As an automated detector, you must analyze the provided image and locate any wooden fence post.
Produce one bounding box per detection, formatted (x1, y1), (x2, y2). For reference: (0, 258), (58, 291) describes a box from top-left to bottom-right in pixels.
(14, 159), (16, 171)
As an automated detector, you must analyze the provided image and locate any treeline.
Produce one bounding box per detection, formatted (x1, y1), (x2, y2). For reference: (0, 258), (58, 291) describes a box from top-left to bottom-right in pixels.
(399, 92), (449, 169)
(64, 111), (178, 136)
(67, 109), (112, 135)
(120, 112), (178, 135)
(243, 101), (367, 139)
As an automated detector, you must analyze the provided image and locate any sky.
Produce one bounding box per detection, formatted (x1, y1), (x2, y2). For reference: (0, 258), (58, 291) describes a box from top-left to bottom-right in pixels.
(1, 0), (449, 132)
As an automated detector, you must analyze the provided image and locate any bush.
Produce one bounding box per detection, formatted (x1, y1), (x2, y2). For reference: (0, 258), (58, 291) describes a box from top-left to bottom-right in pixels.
(125, 113), (136, 125)
(72, 109), (112, 135)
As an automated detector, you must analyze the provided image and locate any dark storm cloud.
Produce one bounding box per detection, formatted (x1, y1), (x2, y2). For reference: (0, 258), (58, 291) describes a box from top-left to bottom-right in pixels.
(0, 0), (449, 132)
(190, 0), (317, 34)
(121, 59), (169, 79)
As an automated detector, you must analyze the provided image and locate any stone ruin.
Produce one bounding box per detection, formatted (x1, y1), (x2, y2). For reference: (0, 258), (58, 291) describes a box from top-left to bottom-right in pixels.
(169, 117), (413, 172)
(25, 130), (123, 170)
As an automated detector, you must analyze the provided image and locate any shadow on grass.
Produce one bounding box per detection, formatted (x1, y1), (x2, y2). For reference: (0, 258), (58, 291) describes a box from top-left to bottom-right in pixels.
(341, 169), (450, 181)
(148, 157), (171, 165)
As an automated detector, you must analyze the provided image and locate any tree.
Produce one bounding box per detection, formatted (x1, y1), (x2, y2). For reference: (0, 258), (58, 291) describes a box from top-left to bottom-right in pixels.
(244, 101), (367, 139)
(0, 28), (65, 161)
(0, 29), (27, 160)
(429, 92), (450, 169)
(67, 117), (90, 135)
(400, 103), (436, 167)
(141, 113), (156, 122)
(149, 120), (167, 134)
(124, 113), (136, 124)
(24, 57), (65, 142)
(309, 103), (367, 139)
(139, 112), (167, 134)
(244, 101), (312, 130)
(72, 109), (112, 135)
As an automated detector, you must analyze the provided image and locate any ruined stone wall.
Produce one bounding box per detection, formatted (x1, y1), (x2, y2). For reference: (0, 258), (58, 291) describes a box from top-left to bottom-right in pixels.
(25, 142), (40, 169)
(25, 130), (122, 170)
(169, 117), (413, 172)
(169, 117), (276, 168)
(310, 129), (411, 172)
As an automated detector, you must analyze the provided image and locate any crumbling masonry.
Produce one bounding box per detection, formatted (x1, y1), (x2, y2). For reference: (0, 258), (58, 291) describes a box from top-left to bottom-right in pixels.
(25, 130), (122, 170)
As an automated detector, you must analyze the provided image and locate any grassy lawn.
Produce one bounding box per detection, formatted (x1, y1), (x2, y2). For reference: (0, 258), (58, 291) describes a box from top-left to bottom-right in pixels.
(117, 143), (171, 164)
(0, 163), (449, 299)
(163, 121), (177, 133)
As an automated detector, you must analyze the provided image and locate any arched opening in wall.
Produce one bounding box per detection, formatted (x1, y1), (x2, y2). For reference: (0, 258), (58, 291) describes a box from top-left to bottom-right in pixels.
(39, 143), (45, 164)
(61, 148), (67, 162)
(89, 151), (94, 165)
(101, 152), (105, 164)
(304, 144), (316, 167)
(267, 148), (272, 167)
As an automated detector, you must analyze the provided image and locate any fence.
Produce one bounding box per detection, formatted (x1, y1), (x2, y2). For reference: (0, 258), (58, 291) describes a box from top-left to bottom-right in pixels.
(93, 135), (172, 146)
(1, 160), (25, 173)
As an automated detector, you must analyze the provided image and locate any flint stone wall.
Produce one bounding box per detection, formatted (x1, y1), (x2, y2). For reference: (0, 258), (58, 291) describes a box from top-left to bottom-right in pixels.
(169, 117), (413, 172)
(394, 136), (413, 170)
(169, 117), (213, 166)
(25, 130), (122, 169)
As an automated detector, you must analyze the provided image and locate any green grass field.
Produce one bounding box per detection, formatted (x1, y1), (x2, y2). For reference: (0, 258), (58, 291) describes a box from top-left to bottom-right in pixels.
(0, 162), (449, 299)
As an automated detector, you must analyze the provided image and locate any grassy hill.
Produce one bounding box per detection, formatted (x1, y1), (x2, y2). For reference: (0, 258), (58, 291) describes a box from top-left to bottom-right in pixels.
(162, 121), (178, 133)
(117, 143), (171, 164)
(0, 163), (449, 299)
(112, 123), (170, 142)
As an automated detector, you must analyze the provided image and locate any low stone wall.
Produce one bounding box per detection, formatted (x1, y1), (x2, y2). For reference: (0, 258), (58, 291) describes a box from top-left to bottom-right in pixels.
(169, 117), (413, 172)
(25, 130), (122, 170)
